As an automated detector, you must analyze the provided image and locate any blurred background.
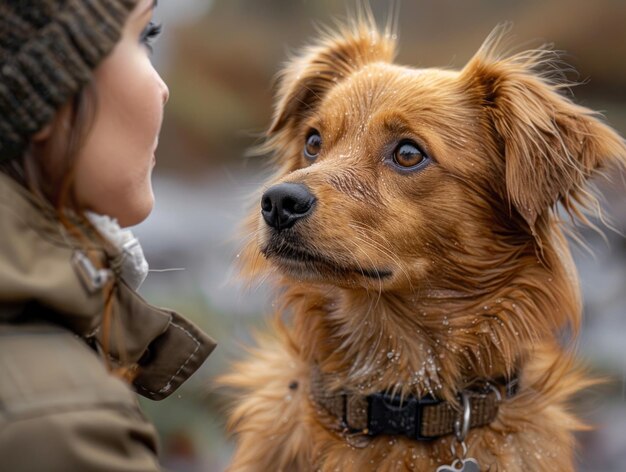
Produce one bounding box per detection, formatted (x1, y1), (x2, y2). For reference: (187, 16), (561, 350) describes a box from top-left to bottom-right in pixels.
(135, 1), (626, 470)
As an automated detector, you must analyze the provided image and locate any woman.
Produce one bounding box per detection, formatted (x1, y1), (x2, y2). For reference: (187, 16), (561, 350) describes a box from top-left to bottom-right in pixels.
(0, 0), (216, 470)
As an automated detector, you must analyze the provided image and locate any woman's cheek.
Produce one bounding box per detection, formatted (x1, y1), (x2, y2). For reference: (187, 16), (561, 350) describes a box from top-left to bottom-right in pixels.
(72, 141), (152, 226)
(73, 43), (163, 225)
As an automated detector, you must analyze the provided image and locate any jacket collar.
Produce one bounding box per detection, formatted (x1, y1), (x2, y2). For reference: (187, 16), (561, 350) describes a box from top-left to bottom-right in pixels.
(0, 173), (216, 400)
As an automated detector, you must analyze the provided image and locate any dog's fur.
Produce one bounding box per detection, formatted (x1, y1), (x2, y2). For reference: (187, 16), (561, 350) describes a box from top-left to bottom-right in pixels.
(222, 17), (626, 471)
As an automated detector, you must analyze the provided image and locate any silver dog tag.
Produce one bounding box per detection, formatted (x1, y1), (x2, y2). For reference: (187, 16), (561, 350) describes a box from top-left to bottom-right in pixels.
(436, 458), (481, 472)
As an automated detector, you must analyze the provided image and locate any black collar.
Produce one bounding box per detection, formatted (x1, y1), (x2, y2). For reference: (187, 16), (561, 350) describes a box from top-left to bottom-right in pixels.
(310, 367), (519, 441)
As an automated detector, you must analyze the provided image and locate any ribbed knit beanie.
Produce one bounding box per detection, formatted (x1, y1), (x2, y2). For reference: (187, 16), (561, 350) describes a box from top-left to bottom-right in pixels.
(0, 0), (138, 162)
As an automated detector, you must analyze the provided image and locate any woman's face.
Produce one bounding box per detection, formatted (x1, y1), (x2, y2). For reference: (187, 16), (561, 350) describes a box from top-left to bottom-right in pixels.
(73, 0), (169, 227)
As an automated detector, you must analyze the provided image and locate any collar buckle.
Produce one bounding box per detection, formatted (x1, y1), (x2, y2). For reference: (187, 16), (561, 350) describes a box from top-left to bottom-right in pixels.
(367, 391), (441, 440)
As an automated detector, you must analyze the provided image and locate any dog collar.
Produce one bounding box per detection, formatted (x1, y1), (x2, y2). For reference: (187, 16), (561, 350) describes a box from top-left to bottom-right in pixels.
(310, 367), (519, 441)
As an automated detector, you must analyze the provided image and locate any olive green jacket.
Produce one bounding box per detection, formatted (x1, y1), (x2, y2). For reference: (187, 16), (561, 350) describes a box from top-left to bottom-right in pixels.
(0, 173), (216, 471)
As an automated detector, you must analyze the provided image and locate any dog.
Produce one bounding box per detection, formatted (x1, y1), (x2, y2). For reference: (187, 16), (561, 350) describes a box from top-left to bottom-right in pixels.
(222, 16), (626, 471)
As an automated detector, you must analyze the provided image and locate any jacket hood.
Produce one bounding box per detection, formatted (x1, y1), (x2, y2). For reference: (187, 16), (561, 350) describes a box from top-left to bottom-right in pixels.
(0, 172), (216, 400)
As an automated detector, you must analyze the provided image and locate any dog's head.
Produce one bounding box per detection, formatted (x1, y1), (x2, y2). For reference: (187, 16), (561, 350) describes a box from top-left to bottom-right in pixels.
(243, 21), (626, 300)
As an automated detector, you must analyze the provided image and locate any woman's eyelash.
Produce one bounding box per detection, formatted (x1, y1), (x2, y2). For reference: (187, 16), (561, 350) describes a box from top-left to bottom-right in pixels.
(140, 22), (162, 52)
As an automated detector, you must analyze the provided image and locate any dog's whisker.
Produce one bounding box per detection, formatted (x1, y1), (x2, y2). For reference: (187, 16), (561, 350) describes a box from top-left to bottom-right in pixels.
(348, 221), (415, 291)
(353, 239), (386, 309)
(336, 235), (384, 311)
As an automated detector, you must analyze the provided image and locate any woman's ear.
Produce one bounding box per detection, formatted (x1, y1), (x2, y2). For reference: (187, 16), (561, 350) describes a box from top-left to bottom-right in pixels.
(31, 100), (73, 145)
(462, 26), (626, 231)
(31, 123), (54, 143)
(268, 17), (396, 135)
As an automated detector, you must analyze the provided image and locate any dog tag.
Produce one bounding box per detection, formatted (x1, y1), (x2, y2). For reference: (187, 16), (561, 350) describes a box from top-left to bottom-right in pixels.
(436, 458), (480, 472)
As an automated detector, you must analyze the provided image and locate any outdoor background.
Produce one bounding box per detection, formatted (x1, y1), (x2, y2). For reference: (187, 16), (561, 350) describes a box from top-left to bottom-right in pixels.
(134, 1), (626, 470)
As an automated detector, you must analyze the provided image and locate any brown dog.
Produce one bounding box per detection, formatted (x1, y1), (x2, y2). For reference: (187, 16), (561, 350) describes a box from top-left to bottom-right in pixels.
(222, 18), (626, 471)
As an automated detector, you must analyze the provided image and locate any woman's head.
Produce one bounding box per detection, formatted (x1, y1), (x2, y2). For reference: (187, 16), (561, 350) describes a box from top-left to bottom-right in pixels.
(0, 0), (168, 227)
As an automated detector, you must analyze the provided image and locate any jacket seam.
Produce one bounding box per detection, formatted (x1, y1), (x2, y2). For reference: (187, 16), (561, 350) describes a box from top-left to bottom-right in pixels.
(136, 320), (200, 397)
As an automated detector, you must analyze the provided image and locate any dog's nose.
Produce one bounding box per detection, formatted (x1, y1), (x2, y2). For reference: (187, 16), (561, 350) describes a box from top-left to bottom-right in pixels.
(261, 183), (316, 230)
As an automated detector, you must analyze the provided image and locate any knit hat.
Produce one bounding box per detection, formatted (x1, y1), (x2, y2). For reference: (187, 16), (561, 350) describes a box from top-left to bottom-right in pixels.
(0, 0), (139, 162)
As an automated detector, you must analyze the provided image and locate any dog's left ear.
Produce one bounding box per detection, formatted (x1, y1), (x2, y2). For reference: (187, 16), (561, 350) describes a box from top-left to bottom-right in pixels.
(268, 20), (396, 135)
(462, 27), (626, 230)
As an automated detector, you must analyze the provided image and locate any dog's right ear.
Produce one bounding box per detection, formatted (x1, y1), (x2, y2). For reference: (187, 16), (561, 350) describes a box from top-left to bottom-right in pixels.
(268, 20), (396, 135)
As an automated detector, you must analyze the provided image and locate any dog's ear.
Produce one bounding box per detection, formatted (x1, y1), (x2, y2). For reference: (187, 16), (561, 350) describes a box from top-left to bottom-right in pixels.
(462, 26), (626, 231)
(268, 19), (396, 134)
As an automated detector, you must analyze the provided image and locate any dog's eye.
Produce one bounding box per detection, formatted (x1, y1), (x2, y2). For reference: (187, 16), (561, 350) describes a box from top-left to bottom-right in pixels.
(304, 130), (322, 160)
(392, 141), (427, 169)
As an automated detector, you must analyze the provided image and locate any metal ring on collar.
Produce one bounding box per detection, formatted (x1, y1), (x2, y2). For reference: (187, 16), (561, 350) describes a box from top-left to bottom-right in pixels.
(487, 382), (503, 403)
(450, 438), (468, 461)
(454, 391), (471, 443)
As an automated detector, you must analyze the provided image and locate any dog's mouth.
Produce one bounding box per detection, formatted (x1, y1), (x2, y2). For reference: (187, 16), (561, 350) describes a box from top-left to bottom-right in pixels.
(261, 240), (392, 280)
